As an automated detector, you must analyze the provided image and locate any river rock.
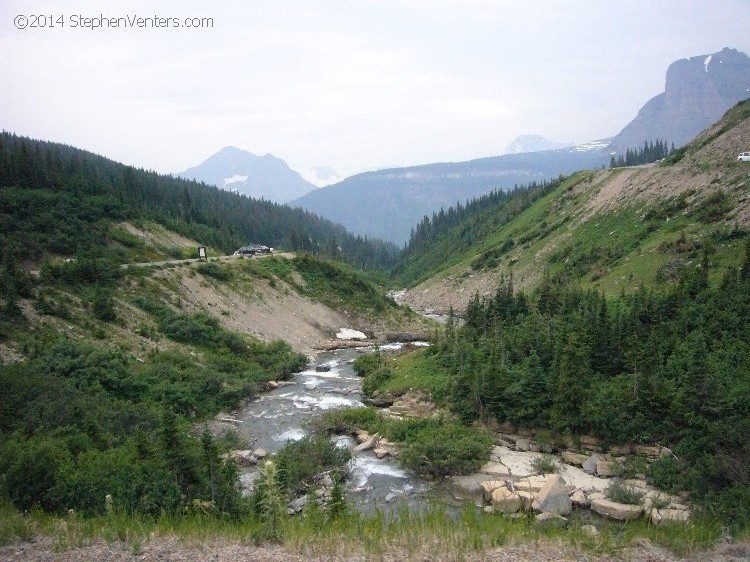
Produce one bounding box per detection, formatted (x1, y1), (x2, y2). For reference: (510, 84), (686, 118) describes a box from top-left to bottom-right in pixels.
(535, 512), (568, 529)
(561, 451), (589, 466)
(354, 432), (380, 452)
(253, 448), (267, 459)
(315, 364), (332, 372)
(582, 454), (599, 475)
(570, 489), (589, 508)
(228, 450), (257, 467)
(355, 431), (370, 444)
(491, 487), (522, 514)
(266, 380), (279, 390)
(451, 474), (490, 496)
(513, 474), (550, 493)
(533, 474), (572, 516)
(489, 446), (505, 462)
(651, 507), (691, 525)
(590, 498), (643, 520)
(373, 447), (390, 459)
(480, 480), (505, 501)
(517, 490), (537, 509)
(287, 495), (308, 514)
(596, 460), (618, 477)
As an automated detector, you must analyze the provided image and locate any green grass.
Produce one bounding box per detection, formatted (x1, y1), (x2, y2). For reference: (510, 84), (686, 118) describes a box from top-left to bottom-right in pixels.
(0, 495), (730, 559)
(379, 349), (452, 402)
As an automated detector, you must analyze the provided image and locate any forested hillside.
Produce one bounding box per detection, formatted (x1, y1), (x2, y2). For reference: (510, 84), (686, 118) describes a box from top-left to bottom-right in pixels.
(0, 132), (397, 270)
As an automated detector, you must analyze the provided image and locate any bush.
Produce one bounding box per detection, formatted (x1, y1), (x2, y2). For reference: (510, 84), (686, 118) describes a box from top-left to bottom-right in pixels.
(649, 456), (684, 494)
(196, 262), (232, 281)
(605, 480), (645, 505)
(92, 288), (117, 322)
(274, 436), (350, 495)
(362, 366), (394, 396)
(314, 407), (382, 435)
(2, 436), (72, 512)
(398, 421), (493, 477)
(352, 352), (383, 377)
(161, 313), (220, 345)
(531, 455), (558, 475)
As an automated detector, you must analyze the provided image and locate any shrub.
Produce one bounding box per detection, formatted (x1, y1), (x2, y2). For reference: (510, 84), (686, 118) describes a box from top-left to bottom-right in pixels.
(2, 436), (72, 512)
(196, 262), (232, 281)
(352, 352), (383, 377)
(92, 288), (117, 322)
(274, 436), (350, 495)
(314, 407), (382, 435)
(649, 456), (684, 494)
(398, 421), (493, 477)
(362, 366), (394, 396)
(605, 480), (644, 505)
(531, 455), (558, 475)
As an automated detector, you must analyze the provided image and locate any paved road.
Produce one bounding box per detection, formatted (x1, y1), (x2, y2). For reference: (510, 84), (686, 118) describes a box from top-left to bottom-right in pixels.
(122, 252), (294, 269)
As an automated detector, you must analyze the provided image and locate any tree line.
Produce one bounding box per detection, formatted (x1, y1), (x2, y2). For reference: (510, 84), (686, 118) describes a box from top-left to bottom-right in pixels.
(609, 139), (674, 168)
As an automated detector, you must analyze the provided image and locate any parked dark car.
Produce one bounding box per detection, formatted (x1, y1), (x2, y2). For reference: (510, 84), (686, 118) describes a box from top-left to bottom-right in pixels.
(234, 244), (273, 256)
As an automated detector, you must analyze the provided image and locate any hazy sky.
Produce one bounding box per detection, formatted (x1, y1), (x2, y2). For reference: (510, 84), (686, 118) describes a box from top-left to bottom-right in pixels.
(2, 0), (749, 179)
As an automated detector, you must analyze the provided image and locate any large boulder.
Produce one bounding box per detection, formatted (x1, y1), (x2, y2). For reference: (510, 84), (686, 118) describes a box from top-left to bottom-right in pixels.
(582, 454), (599, 475)
(590, 498), (643, 520)
(354, 432), (380, 452)
(533, 474), (572, 516)
(512, 474), (551, 493)
(227, 450), (257, 467)
(570, 489), (589, 508)
(491, 487), (522, 514)
(480, 480), (506, 501)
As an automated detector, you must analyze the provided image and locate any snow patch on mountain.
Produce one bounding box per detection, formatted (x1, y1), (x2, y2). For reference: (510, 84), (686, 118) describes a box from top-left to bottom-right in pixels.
(223, 174), (248, 186)
(304, 166), (343, 187)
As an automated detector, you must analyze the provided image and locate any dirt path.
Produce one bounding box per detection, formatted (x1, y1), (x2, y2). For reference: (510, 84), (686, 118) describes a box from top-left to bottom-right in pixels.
(3, 535), (748, 561)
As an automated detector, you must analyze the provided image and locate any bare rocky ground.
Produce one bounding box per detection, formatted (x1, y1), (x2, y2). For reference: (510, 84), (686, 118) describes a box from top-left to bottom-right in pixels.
(2, 535), (749, 562)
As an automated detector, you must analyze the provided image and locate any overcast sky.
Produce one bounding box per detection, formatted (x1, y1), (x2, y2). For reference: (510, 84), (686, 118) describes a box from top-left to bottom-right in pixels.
(2, 0), (749, 179)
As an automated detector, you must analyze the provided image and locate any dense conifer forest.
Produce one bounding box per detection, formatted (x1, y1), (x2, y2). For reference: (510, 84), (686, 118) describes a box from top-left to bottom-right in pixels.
(417, 244), (750, 525)
(0, 132), (398, 270)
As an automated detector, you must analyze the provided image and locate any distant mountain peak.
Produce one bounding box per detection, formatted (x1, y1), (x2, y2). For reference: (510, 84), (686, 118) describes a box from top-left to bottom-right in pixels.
(504, 135), (573, 155)
(177, 147), (315, 203)
(304, 166), (343, 187)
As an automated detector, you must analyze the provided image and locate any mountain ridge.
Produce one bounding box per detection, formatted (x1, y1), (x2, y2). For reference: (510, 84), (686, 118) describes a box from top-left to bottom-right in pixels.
(177, 146), (317, 203)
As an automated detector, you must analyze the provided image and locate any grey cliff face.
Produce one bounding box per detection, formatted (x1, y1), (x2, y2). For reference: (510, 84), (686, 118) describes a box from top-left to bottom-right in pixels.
(609, 48), (750, 151)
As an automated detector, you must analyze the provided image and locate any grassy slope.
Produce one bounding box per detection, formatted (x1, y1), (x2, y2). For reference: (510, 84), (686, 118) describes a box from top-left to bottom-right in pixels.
(402, 101), (750, 308)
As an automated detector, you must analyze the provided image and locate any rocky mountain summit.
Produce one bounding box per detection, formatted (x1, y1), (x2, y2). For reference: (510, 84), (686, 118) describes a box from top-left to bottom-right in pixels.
(609, 47), (750, 151)
(177, 146), (316, 203)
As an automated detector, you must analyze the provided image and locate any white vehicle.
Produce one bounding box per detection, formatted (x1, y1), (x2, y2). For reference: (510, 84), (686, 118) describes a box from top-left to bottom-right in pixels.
(738, 152), (750, 162)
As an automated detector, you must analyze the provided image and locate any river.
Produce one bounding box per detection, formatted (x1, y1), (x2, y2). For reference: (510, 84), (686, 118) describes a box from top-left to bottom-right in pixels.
(234, 343), (456, 514)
